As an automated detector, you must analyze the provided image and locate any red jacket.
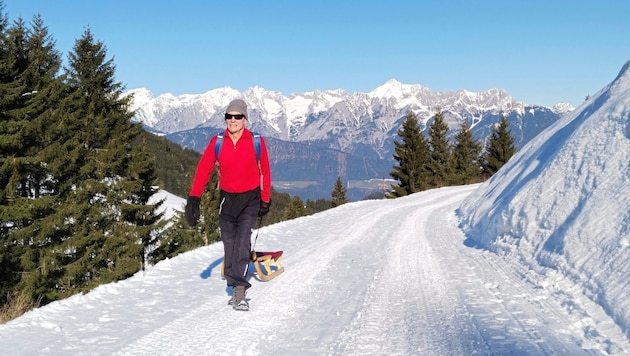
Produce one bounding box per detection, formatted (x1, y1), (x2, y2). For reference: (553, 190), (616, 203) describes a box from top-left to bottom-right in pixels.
(189, 128), (271, 202)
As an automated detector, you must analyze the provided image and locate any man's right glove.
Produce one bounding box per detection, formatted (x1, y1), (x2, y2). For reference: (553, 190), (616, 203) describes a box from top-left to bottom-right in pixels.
(185, 196), (201, 226)
(258, 199), (271, 217)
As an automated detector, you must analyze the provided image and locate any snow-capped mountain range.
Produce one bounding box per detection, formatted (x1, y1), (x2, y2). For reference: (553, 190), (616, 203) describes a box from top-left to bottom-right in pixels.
(126, 80), (574, 199)
(128, 79), (573, 151)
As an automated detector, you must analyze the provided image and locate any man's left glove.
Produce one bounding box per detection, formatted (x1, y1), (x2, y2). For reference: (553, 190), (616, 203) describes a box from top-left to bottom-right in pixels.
(185, 196), (201, 226)
(258, 199), (271, 217)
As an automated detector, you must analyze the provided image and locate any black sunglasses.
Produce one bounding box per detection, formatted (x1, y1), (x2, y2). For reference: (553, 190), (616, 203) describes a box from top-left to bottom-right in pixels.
(225, 113), (246, 120)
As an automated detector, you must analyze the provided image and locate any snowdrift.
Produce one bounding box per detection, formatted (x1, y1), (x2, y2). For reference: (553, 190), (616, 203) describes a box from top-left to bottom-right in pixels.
(459, 60), (630, 339)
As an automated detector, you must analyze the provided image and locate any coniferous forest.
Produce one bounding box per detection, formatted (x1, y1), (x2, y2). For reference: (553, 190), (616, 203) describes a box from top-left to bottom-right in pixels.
(387, 111), (515, 198)
(0, 4), (514, 321)
(0, 8), (171, 311)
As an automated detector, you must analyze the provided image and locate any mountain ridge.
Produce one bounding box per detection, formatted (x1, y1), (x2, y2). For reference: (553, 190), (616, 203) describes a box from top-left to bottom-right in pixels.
(128, 79), (573, 138)
(126, 80), (575, 199)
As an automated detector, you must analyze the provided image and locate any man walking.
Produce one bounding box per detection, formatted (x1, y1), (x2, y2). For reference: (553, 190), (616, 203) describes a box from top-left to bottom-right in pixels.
(185, 99), (272, 311)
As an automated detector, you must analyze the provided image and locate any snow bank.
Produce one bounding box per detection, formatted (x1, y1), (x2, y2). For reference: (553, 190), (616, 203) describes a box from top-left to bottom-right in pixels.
(459, 60), (630, 340)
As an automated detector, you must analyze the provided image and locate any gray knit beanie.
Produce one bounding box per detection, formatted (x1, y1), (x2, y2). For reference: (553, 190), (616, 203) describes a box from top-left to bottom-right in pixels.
(225, 99), (248, 117)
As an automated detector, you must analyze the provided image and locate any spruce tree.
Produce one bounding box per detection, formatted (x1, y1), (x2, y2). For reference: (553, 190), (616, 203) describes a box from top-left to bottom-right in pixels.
(483, 115), (516, 176)
(452, 120), (483, 184)
(330, 176), (348, 207)
(0, 13), (64, 306)
(0, 10), (24, 304)
(0, 16), (28, 207)
(426, 110), (453, 187)
(283, 196), (307, 220)
(388, 112), (430, 198)
(35, 28), (163, 298)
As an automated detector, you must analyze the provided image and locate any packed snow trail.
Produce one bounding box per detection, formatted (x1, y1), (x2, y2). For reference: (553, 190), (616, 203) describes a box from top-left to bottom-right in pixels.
(1, 185), (627, 355)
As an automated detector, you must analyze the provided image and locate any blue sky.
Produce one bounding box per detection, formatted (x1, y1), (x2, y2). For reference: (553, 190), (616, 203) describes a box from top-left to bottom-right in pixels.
(5, 0), (630, 107)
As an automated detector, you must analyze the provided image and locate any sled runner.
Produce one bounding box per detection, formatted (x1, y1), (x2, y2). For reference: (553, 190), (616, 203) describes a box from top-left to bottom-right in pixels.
(251, 251), (284, 281)
(220, 250), (284, 282)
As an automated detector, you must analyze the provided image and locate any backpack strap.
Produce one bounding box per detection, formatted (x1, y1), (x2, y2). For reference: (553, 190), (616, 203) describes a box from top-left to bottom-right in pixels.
(251, 132), (263, 190)
(252, 132), (261, 163)
(215, 132), (224, 160)
(214, 132), (224, 189)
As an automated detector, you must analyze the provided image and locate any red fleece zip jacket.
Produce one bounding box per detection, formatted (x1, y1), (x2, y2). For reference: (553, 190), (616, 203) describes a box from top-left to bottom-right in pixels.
(189, 128), (271, 202)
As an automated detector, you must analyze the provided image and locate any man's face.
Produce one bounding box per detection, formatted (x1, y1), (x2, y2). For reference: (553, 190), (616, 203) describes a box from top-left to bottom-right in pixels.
(225, 112), (246, 134)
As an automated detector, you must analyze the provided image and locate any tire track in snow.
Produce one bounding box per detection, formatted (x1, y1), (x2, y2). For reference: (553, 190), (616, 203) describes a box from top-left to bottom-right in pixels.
(254, 195), (430, 354)
(425, 189), (594, 354)
(332, 184), (593, 355)
(334, 187), (473, 355)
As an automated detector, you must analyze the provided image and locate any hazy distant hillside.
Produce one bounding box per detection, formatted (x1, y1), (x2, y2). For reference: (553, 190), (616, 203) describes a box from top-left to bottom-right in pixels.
(135, 130), (200, 198)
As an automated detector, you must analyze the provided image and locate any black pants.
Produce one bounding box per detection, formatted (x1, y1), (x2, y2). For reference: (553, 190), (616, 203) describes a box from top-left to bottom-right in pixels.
(219, 189), (260, 289)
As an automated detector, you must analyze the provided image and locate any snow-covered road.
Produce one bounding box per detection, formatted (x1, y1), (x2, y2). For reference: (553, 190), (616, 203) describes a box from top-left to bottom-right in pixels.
(1, 185), (627, 355)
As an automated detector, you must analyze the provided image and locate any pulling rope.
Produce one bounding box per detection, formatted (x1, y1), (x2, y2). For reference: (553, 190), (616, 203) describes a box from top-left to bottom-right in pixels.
(251, 216), (263, 257)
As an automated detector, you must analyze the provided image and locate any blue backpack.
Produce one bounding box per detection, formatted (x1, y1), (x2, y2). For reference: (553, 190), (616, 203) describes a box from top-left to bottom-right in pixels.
(214, 131), (261, 163)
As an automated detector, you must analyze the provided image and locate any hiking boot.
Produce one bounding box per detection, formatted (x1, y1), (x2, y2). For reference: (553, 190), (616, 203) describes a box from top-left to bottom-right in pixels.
(233, 286), (249, 311)
(234, 299), (249, 311)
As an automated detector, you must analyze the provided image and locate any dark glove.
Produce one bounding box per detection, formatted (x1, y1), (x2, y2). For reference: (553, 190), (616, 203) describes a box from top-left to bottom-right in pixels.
(185, 196), (201, 226)
(258, 199), (271, 217)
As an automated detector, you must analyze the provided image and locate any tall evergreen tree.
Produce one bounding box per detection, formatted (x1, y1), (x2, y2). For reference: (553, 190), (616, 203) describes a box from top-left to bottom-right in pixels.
(452, 120), (483, 184)
(0, 5), (20, 307)
(388, 112), (430, 198)
(18, 14), (63, 198)
(330, 176), (348, 207)
(426, 110), (453, 187)
(0, 13), (64, 306)
(30, 28), (163, 299)
(0, 15), (28, 207)
(483, 115), (516, 176)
